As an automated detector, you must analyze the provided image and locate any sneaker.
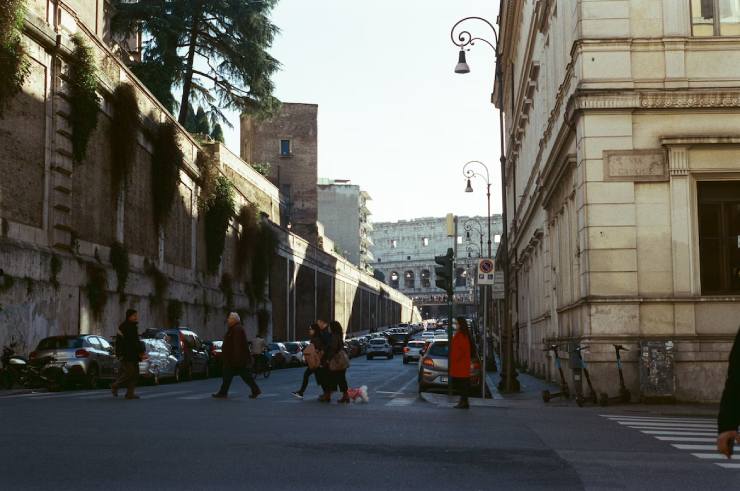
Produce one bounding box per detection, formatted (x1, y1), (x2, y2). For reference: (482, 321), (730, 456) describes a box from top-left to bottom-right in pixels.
(211, 393), (227, 399)
(292, 391), (304, 400)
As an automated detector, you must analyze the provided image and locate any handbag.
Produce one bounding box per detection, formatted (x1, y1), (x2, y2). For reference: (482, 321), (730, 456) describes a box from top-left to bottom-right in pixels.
(329, 349), (350, 371)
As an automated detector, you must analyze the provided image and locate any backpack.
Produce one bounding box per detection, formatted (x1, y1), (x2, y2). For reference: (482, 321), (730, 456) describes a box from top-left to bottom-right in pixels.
(303, 344), (321, 370)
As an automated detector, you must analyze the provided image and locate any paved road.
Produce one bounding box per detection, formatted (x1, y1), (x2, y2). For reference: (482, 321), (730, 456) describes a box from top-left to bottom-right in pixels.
(0, 357), (734, 490)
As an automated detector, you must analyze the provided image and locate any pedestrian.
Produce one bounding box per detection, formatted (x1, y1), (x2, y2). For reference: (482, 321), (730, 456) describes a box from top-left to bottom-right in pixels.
(717, 326), (740, 458)
(249, 326), (267, 373)
(316, 319), (333, 402)
(111, 309), (144, 400)
(291, 323), (322, 399)
(450, 316), (473, 409)
(324, 320), (351, 404)
(212, 312), (261, 400)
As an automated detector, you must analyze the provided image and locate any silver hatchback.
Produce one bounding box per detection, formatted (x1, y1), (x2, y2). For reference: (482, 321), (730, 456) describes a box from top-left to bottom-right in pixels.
(30, 335), (119, 388)
(417, 340), (482, 394)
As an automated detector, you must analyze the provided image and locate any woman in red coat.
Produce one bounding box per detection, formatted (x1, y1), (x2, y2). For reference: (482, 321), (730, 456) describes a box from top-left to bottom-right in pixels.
(450, 317), (473, 409)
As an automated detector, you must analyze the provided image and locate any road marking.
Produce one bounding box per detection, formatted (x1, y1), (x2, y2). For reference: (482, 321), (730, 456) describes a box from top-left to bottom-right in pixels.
(141, 390), (191, 399)
(716, 463), (740, 469)
(604, 415), (715, 424)
(671, 444), (717, 450)
(655, 436), (716, 442)
(642, 430), (716, 436)
(385, 397), (415, 407)
(618, 421), (715, 429)
(2, 392), (50, 399)
(691, 453), (740, 460)
(179, 393), (214, 400)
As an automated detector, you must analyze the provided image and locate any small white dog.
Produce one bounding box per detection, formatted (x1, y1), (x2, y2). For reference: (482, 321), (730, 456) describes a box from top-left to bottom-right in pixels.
(346, 385), (369, 403)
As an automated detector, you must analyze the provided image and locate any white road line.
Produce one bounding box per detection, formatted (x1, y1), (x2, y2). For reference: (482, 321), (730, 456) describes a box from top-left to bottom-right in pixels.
(140, 390), (191, 399)
(618, 422), (715, 429)
(2, 392), (50, 399)
(179, 393), (214, 400)
(655, 436), (716, 442)
(691, 453), (739, 460)
(604, 415), (714, 424)
(716, 463), (740, 469)
(642, 430), (716, 436)
(671, 444), (718, 450)
(385, 398), (415, 407)
(625, 426), (716, 432)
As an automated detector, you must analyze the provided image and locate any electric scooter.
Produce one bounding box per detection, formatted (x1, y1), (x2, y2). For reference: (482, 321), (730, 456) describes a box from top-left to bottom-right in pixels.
(599, 344), (631, 406)
(542, 344), (570, 403)
(573, 345), (598, 407)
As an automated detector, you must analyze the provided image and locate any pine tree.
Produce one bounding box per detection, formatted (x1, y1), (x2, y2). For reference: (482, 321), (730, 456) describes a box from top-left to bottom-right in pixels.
(194, 106), (210, 134)
(112, 0), (281, 126)
(211, 123), (225, 143)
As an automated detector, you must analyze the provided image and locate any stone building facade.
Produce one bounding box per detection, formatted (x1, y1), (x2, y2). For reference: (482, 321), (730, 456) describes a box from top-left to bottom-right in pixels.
(372, 216), (502, 318)
(0, 1), (416, 356)
(317, 179), (374, 271)
(497, 0), (740, 402)
(241, 103), (319, 243)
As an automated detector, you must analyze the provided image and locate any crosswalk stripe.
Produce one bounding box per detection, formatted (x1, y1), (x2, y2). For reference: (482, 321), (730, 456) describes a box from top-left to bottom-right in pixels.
(385, 397), (415, 407)
(642, 430), (716, 436)
(626, 426), (716, 432)
(618, 421), (715, 429)
(178, 393), (214, 400)
(716, 463), (740, 469)
(603, 415), (714, 424)
(671, 444), (717, 450)
(655, 436), (716, 442)
(141, 390), (191, 399)
(691, 453), (739, 460)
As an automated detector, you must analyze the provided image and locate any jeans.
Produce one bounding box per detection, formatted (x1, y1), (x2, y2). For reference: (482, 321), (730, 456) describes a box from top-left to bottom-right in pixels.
(298, 367), (317, 394)
(217, 366), (260, 396)
(113, 361), (139, 396)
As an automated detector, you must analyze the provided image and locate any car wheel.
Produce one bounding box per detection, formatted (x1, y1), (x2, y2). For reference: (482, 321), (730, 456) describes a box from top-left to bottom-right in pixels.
(86, 365), (100, 390)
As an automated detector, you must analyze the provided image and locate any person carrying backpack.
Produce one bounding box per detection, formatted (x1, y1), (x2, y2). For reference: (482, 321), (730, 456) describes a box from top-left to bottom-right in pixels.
(292, 324), (322, 399)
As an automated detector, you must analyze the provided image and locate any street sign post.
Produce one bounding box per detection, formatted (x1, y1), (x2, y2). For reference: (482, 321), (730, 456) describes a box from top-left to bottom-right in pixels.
(476, 258), (494, 397)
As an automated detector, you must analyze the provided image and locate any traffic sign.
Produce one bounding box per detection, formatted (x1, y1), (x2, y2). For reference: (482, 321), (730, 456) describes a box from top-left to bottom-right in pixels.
(477, 258), (495, 285)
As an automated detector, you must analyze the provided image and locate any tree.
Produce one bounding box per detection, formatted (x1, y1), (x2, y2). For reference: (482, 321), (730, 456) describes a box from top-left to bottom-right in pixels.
(112, 0), (281, 127)
(210, 123), (224, 143)
(194, 105), (210, 134)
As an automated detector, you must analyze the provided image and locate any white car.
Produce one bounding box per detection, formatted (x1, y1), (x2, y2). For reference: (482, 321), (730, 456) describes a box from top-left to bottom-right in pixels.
(366, 338), (393, 360)
(403, 340), (426, 364)
(421, 332), (435, 342)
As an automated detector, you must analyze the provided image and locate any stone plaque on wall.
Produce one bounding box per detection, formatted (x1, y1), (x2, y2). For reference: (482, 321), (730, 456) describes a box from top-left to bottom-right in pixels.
(639, 340), (675, 403)
(603, 150), (668, 182)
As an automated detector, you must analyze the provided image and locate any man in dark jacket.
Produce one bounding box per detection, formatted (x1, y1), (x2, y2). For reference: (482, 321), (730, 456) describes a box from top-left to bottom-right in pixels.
(111, 309), (144, 399)
(212, 313), (261, 399)
(717, 327), (740, 457)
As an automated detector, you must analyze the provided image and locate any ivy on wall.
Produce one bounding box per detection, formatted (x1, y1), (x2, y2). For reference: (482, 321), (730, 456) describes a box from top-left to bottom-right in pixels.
(250, 162), (271, 177)
(50, 254), (62, 289)
(68, 34), (100, 163)
(151, 121), (183, 229)
(219, 273), (234, 311)
(235, 204), (258, 279)
(110, 83), (139, 195)
(195, 149), (218, 209)
(250, 221), (278, 305)
(167, 299), (183, 328)
(85, 262), (108, 319)
(204, 176), (235, 273)
(144, 258), (168, 305)
(109, 241), (129, 298)
(0, 0), (30, 116)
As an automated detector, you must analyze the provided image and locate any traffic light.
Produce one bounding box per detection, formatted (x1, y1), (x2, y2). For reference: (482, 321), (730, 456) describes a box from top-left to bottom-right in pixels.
(434, 248), (454, 297)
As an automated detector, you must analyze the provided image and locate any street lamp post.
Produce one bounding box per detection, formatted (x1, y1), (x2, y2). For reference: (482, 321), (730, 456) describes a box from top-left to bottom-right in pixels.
(451, 17), (519, 393)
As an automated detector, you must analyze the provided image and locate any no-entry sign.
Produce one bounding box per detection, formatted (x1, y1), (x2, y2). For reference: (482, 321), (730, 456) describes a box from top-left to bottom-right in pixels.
(477, 258), (495, 285)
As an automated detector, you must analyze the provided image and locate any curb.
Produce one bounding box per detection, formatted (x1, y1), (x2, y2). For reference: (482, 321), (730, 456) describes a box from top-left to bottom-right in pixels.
(0, 388), (46, 398)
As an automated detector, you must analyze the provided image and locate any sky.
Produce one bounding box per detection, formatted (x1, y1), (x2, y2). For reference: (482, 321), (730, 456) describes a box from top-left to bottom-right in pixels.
(221, 0), (503, 223)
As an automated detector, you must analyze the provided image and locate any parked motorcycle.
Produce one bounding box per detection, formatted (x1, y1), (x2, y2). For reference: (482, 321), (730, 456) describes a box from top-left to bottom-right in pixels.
(1, 345), (67, 391)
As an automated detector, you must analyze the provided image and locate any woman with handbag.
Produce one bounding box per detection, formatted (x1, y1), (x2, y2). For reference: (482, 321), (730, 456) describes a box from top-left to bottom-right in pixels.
(324, 321), (351, 404)
(292, 324), (322, 399)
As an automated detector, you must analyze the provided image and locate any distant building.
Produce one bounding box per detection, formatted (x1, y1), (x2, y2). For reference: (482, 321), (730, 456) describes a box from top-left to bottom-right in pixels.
(317, 179), (374, 271)
(371, 216), (502, 318)
(241, 103), (319, 242)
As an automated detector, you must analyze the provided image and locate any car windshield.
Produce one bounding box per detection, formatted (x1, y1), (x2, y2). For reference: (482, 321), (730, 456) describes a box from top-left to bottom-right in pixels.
(213, 341), (222, 348)
(285, 343), (300, 353)
(428, 343), (449, 356)
(37, 337), (83, 350)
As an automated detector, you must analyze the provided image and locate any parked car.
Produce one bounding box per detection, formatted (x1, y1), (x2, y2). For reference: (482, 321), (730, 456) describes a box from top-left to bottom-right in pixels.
(403, 340), (426, 364)
(141, 328), (210, 380)
(346, 339), (363, 358)
(421, 332), (435, 343)
(284, 342), (304, 366)
(266, 342), (291, 368)
(139, 338), (179, 384)
(418, 340), (482, 394)
(203, 340), (223, 376)
(30, 335), (118, 389)
(366, 338), (393, 360)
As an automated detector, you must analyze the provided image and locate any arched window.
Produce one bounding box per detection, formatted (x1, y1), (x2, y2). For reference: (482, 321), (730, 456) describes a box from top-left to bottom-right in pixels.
(455, 267), (467, 287)
(390, 271), (399, 289)
(420, 269), (431, 288)
(404, 270), (415, 289)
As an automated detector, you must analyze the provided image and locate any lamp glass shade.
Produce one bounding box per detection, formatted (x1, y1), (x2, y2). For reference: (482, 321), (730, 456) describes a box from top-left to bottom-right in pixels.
(454, 49), (470, 74)
(465, 179), (474, 193)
